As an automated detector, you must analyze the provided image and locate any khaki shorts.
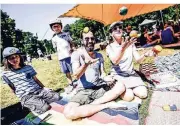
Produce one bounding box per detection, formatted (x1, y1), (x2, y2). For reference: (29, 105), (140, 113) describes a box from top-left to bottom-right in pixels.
(70, 85), (110, 105)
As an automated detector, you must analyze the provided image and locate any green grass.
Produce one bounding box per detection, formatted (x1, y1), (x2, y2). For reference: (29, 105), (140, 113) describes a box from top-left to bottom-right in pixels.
(0, 48), (179, 124)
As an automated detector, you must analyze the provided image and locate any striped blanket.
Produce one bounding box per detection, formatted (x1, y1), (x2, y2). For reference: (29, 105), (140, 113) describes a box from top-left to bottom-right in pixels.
(12, 99), (140, 125)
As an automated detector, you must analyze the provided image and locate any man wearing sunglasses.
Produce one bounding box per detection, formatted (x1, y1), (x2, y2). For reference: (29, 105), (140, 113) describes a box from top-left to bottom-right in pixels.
(106, 21), (154, 102)
(49, 18), (75, 93)
(63, 30), (126, 120)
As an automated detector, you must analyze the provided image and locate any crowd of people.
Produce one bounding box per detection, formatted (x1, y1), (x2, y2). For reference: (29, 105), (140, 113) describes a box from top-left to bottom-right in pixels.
(1, 18), (179, 120)
(138, 20), (180, 48)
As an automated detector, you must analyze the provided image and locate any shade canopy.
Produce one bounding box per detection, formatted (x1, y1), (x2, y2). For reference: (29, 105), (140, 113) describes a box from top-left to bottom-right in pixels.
(139, 19), (157, 26)
(60, 4), (174, 26)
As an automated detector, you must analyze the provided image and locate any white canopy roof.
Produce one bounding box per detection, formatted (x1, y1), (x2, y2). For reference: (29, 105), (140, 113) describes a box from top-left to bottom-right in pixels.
(139, 19), (156, 26)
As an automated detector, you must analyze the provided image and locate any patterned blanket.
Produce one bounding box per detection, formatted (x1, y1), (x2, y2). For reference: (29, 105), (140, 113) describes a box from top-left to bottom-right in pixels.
(12, 99), (140, 125)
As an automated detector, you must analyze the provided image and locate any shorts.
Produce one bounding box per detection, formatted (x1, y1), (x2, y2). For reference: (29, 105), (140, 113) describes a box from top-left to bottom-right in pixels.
(21, 89), (60, 114)
(59, 57), (72, 74)
(112, 72), (145, 89)
(70, 84), (110, 105)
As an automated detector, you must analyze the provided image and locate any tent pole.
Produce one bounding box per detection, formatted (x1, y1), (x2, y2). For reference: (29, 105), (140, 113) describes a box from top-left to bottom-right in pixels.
(102, 27), (106, 42)
(175, 4), (179, 25)
(160, 10), (164, 26)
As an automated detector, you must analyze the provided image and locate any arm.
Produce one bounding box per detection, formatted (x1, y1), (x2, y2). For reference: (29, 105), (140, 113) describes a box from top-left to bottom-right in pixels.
(170, 27), (175, 37)
(72, 52), (99, 80)
(73, 62), (89, 80)
(2, 75), (15, 93)
(106, 38), (137, 65)
(99, 55), (106, 78)
(52, 39), (57, 52)
(132, 46), (145, 64)
(160, 32), (162, 41)
(146, 34), (152, 42)
(33, 76), (45, 88)
(71, 51), (89, 80)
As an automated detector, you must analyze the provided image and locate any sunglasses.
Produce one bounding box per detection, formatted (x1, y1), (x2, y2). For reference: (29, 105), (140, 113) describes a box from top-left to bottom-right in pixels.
(8, 55), (19, 60)
(85, 37), (95, 42)
(112, 25), (123, 31)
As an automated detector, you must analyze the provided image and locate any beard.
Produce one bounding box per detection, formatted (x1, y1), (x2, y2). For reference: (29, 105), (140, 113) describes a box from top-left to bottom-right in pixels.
(85, 43), (94, 52)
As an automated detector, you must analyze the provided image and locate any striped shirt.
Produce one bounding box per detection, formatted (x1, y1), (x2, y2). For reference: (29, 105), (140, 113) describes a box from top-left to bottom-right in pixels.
(1, 65), (42, 99)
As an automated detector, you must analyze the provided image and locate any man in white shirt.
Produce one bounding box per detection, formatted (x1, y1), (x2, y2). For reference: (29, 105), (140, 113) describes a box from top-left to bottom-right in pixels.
(106, 21), (154, 102)
(49, 18), (75, 91)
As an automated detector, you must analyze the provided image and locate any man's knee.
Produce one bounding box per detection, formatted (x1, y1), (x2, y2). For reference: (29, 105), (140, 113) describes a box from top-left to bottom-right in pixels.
(120, 89), (134, 102)
(133, 86), (148, 99)
(136, 91), (147, 99)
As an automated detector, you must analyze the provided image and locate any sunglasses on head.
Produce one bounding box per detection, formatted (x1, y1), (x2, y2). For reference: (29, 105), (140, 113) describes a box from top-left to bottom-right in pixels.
(8, 55), (19, 60)
(85, 37), (95, 42)
(112, 25), (123, 31)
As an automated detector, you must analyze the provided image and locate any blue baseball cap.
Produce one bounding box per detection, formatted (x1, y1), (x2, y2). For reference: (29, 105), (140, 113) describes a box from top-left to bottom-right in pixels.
(3, 47), (21, 58)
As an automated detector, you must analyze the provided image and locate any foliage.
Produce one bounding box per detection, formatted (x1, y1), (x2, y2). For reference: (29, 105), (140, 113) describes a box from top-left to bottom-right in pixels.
(1, 10), (55, 62)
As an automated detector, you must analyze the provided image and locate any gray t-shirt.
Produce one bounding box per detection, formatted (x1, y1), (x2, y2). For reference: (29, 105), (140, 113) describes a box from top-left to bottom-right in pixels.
(71, 47), (104, 89)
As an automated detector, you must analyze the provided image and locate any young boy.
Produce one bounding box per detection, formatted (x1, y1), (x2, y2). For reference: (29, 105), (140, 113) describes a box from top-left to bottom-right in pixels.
(49, 18), (76, 93)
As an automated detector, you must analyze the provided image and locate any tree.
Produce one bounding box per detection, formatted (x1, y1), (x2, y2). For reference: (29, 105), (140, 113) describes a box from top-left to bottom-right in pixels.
(1, 10), (16, 50)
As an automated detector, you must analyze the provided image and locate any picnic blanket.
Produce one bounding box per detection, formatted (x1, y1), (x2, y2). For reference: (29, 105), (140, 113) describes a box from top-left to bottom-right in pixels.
(145, 91), (180, 125)
(12, 99), (140, 125)
(139, 62), (180, 92)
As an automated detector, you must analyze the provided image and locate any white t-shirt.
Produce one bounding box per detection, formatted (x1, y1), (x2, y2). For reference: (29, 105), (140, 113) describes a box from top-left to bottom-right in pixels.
(37, 50), (43, 55)
(106, 42), (140, 74)
(52, 32), (72, 60)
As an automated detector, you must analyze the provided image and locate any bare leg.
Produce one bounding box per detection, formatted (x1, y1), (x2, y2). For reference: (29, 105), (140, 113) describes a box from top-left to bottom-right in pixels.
(133, 86), (147, 99)
(63, 101), (125, 120)
(120, 88), (134, 102)
(90, 82), (125, 105)
(66, 72), (72, 85)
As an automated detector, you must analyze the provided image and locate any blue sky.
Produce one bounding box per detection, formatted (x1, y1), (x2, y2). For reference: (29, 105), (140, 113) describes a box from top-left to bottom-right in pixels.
(1, 4), (78, 40)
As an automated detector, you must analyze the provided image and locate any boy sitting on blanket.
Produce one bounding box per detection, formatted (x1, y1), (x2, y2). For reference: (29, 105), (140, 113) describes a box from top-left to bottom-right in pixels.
(63, 29), (127, 120)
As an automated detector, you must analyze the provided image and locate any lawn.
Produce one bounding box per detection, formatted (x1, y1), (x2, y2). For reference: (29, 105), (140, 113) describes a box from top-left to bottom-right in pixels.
(0, 48), (179, 124)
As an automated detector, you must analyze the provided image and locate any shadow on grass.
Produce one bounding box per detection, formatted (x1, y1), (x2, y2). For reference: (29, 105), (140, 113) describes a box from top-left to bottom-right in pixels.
(1, 88), (64, 125)
(139, 90), (153, 125)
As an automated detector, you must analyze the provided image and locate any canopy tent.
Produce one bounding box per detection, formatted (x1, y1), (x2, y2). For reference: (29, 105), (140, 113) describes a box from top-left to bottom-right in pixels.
(139, 19), (157, 26)
(60, 4), (174, 26)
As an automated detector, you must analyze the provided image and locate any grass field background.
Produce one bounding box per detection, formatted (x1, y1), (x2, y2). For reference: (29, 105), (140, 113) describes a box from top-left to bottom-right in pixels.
(0, 47), (179, 124)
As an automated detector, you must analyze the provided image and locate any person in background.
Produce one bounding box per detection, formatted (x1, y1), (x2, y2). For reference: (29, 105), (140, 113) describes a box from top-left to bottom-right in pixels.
(1, 47), (60, 114)
(160, 21), (179, 45)
(26, 54), (32, 65)
(125, 25), (132, 36)
(37, 48), (44, 58)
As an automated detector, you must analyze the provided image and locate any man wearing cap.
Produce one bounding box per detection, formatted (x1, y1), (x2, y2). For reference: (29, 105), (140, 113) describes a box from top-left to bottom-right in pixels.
(49, 18), (75, 93)
(63, 30), (126, 120)
(106, 21), (154, 102)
